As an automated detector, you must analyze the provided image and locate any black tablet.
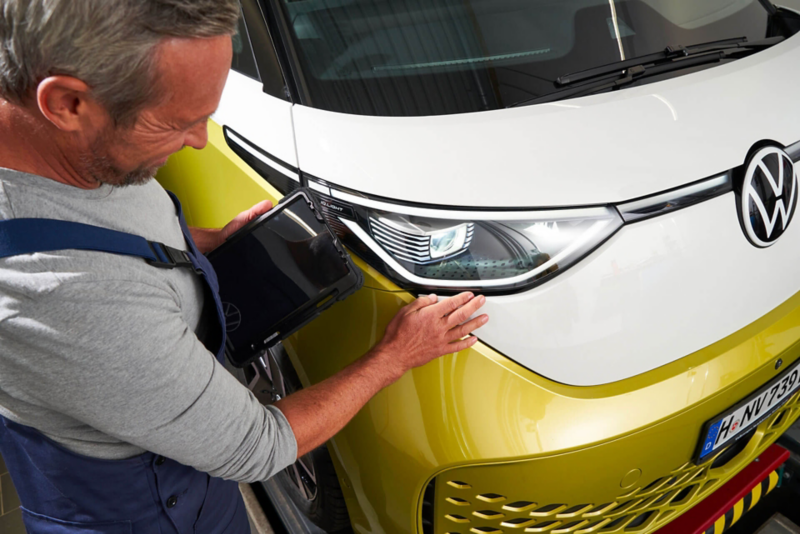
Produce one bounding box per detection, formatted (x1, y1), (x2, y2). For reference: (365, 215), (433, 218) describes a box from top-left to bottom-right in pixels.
(208, 188), (363, 367)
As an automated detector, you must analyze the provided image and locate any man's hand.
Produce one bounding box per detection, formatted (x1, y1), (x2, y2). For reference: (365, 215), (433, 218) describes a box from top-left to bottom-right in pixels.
(189, 199), (273, 254)
(372, 292), (488, 383)
(275, 292), (489, 457)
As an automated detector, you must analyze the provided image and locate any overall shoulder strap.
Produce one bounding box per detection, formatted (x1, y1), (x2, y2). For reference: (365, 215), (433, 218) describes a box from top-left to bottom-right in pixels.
(0, 218), (193, 269)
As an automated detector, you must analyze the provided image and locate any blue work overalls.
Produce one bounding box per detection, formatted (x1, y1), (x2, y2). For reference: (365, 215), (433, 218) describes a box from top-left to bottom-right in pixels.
(0, 194), (250, 533)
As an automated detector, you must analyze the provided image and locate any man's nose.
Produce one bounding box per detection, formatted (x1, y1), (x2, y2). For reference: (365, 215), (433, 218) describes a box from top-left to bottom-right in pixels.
(184, 122), (209, 150)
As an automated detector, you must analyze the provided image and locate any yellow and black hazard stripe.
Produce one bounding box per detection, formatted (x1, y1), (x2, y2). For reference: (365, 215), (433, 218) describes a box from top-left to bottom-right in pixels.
(703, 470), (781, 534)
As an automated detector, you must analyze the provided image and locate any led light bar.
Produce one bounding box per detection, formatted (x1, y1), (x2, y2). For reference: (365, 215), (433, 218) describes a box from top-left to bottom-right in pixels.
(329, 187), (612, 221)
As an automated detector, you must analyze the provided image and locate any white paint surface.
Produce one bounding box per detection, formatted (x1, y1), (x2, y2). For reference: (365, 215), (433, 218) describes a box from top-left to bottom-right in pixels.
(213, 71), (298, 167)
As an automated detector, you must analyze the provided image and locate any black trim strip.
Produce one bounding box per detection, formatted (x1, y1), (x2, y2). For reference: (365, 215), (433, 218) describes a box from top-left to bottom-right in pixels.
(303, 172), (612, 213)
(617, 173), (733, 223)
(223, 126), (298, 175)
(223, 126), (300, 195)
(305, 170), (732, 223)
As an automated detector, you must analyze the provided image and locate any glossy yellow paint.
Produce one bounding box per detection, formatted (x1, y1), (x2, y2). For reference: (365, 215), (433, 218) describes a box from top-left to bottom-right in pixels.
(157, 120), (800, 534)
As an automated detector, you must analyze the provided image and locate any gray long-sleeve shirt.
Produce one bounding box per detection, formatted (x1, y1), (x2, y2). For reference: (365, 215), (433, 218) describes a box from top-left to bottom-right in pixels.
(0, 168), (297, 483)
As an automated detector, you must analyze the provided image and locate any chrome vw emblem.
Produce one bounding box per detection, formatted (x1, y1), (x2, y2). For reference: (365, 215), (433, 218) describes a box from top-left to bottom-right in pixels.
(739, 146), (798, 247)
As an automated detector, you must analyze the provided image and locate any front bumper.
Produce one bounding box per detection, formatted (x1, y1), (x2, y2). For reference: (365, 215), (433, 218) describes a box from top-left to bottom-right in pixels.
(429, 387), (799, 534)
(423, 290), (800, 534)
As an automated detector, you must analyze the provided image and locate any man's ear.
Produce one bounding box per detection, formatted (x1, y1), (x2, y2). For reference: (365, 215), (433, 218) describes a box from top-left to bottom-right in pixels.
(36, 76), (107, 132)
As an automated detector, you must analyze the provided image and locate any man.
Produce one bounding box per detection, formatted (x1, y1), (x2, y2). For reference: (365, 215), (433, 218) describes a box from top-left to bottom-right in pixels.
(0, 1), (489, 532)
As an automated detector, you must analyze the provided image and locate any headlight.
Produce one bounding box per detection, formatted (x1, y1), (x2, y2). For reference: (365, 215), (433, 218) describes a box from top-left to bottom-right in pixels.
(309, 180), (623, 294)
(222, 125), (737, 295)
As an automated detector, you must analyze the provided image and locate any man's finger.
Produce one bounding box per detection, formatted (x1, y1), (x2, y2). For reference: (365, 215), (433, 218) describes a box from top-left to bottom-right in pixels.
(246, 199), (273, 220)
(430, 292), (474, 318)
(448, 314), (489, 342)
(446, 294), (486, 327)
(404, 294), (437, 314)
(220, 200), (274, 241)
(447, 335), (479, 353)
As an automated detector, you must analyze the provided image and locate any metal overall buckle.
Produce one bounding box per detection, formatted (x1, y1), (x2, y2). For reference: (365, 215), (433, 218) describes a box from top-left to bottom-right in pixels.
(146, 242), (194, 269)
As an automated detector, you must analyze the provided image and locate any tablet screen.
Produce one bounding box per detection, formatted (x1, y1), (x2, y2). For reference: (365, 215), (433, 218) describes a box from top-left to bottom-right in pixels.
(210, 196), (350, 362)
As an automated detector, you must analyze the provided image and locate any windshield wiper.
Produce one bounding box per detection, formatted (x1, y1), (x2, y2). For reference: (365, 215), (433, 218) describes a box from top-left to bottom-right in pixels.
(509, 36), (784, 108)
(557, 36), (749, 86)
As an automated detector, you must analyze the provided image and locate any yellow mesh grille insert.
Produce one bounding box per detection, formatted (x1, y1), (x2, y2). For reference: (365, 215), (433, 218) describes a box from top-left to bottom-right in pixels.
(478, 494), (508, 503)
(503, 502), (539, 513)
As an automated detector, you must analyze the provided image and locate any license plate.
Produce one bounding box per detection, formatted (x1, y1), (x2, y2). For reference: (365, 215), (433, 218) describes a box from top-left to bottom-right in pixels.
(696, 360), (800, 464)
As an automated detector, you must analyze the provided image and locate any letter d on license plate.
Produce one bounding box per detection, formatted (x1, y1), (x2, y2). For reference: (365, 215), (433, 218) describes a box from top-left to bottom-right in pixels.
(696, 360), (800, 464)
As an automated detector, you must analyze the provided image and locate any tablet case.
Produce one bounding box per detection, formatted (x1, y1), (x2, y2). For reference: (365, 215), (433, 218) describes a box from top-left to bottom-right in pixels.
(209, 188), (363, 367)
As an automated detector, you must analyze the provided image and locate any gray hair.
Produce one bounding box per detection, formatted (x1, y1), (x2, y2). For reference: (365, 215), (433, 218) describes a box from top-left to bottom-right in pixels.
(0, 0), (239, 124)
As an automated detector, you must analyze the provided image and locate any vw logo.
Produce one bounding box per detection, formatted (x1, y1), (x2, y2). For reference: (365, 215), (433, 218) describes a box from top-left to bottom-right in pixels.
(222, 302), (241, 332)
(739, 146), (798, 247)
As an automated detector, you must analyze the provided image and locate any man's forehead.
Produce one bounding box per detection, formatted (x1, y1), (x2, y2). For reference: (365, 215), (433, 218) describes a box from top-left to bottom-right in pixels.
(154, 36), (232, 121)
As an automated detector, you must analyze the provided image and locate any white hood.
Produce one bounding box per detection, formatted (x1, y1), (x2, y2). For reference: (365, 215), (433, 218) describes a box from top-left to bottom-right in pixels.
(292, 35), (800, 208)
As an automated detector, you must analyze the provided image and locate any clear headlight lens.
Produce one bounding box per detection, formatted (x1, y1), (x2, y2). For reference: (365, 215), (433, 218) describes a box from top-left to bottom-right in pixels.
(430, 223), (471, 259)
(369, 215), (474, 263)
(313, 183), (623, 294)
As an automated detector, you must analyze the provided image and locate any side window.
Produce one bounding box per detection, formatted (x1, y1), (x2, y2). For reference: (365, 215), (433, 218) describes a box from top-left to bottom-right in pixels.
(232, 9), (261, 81)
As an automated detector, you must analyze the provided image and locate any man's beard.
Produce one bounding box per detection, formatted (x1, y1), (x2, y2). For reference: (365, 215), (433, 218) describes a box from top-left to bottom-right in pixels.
(80, 132), (161, 187)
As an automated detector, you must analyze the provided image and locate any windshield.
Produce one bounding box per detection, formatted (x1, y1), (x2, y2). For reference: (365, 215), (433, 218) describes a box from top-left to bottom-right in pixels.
(275, 0), (783, 116)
